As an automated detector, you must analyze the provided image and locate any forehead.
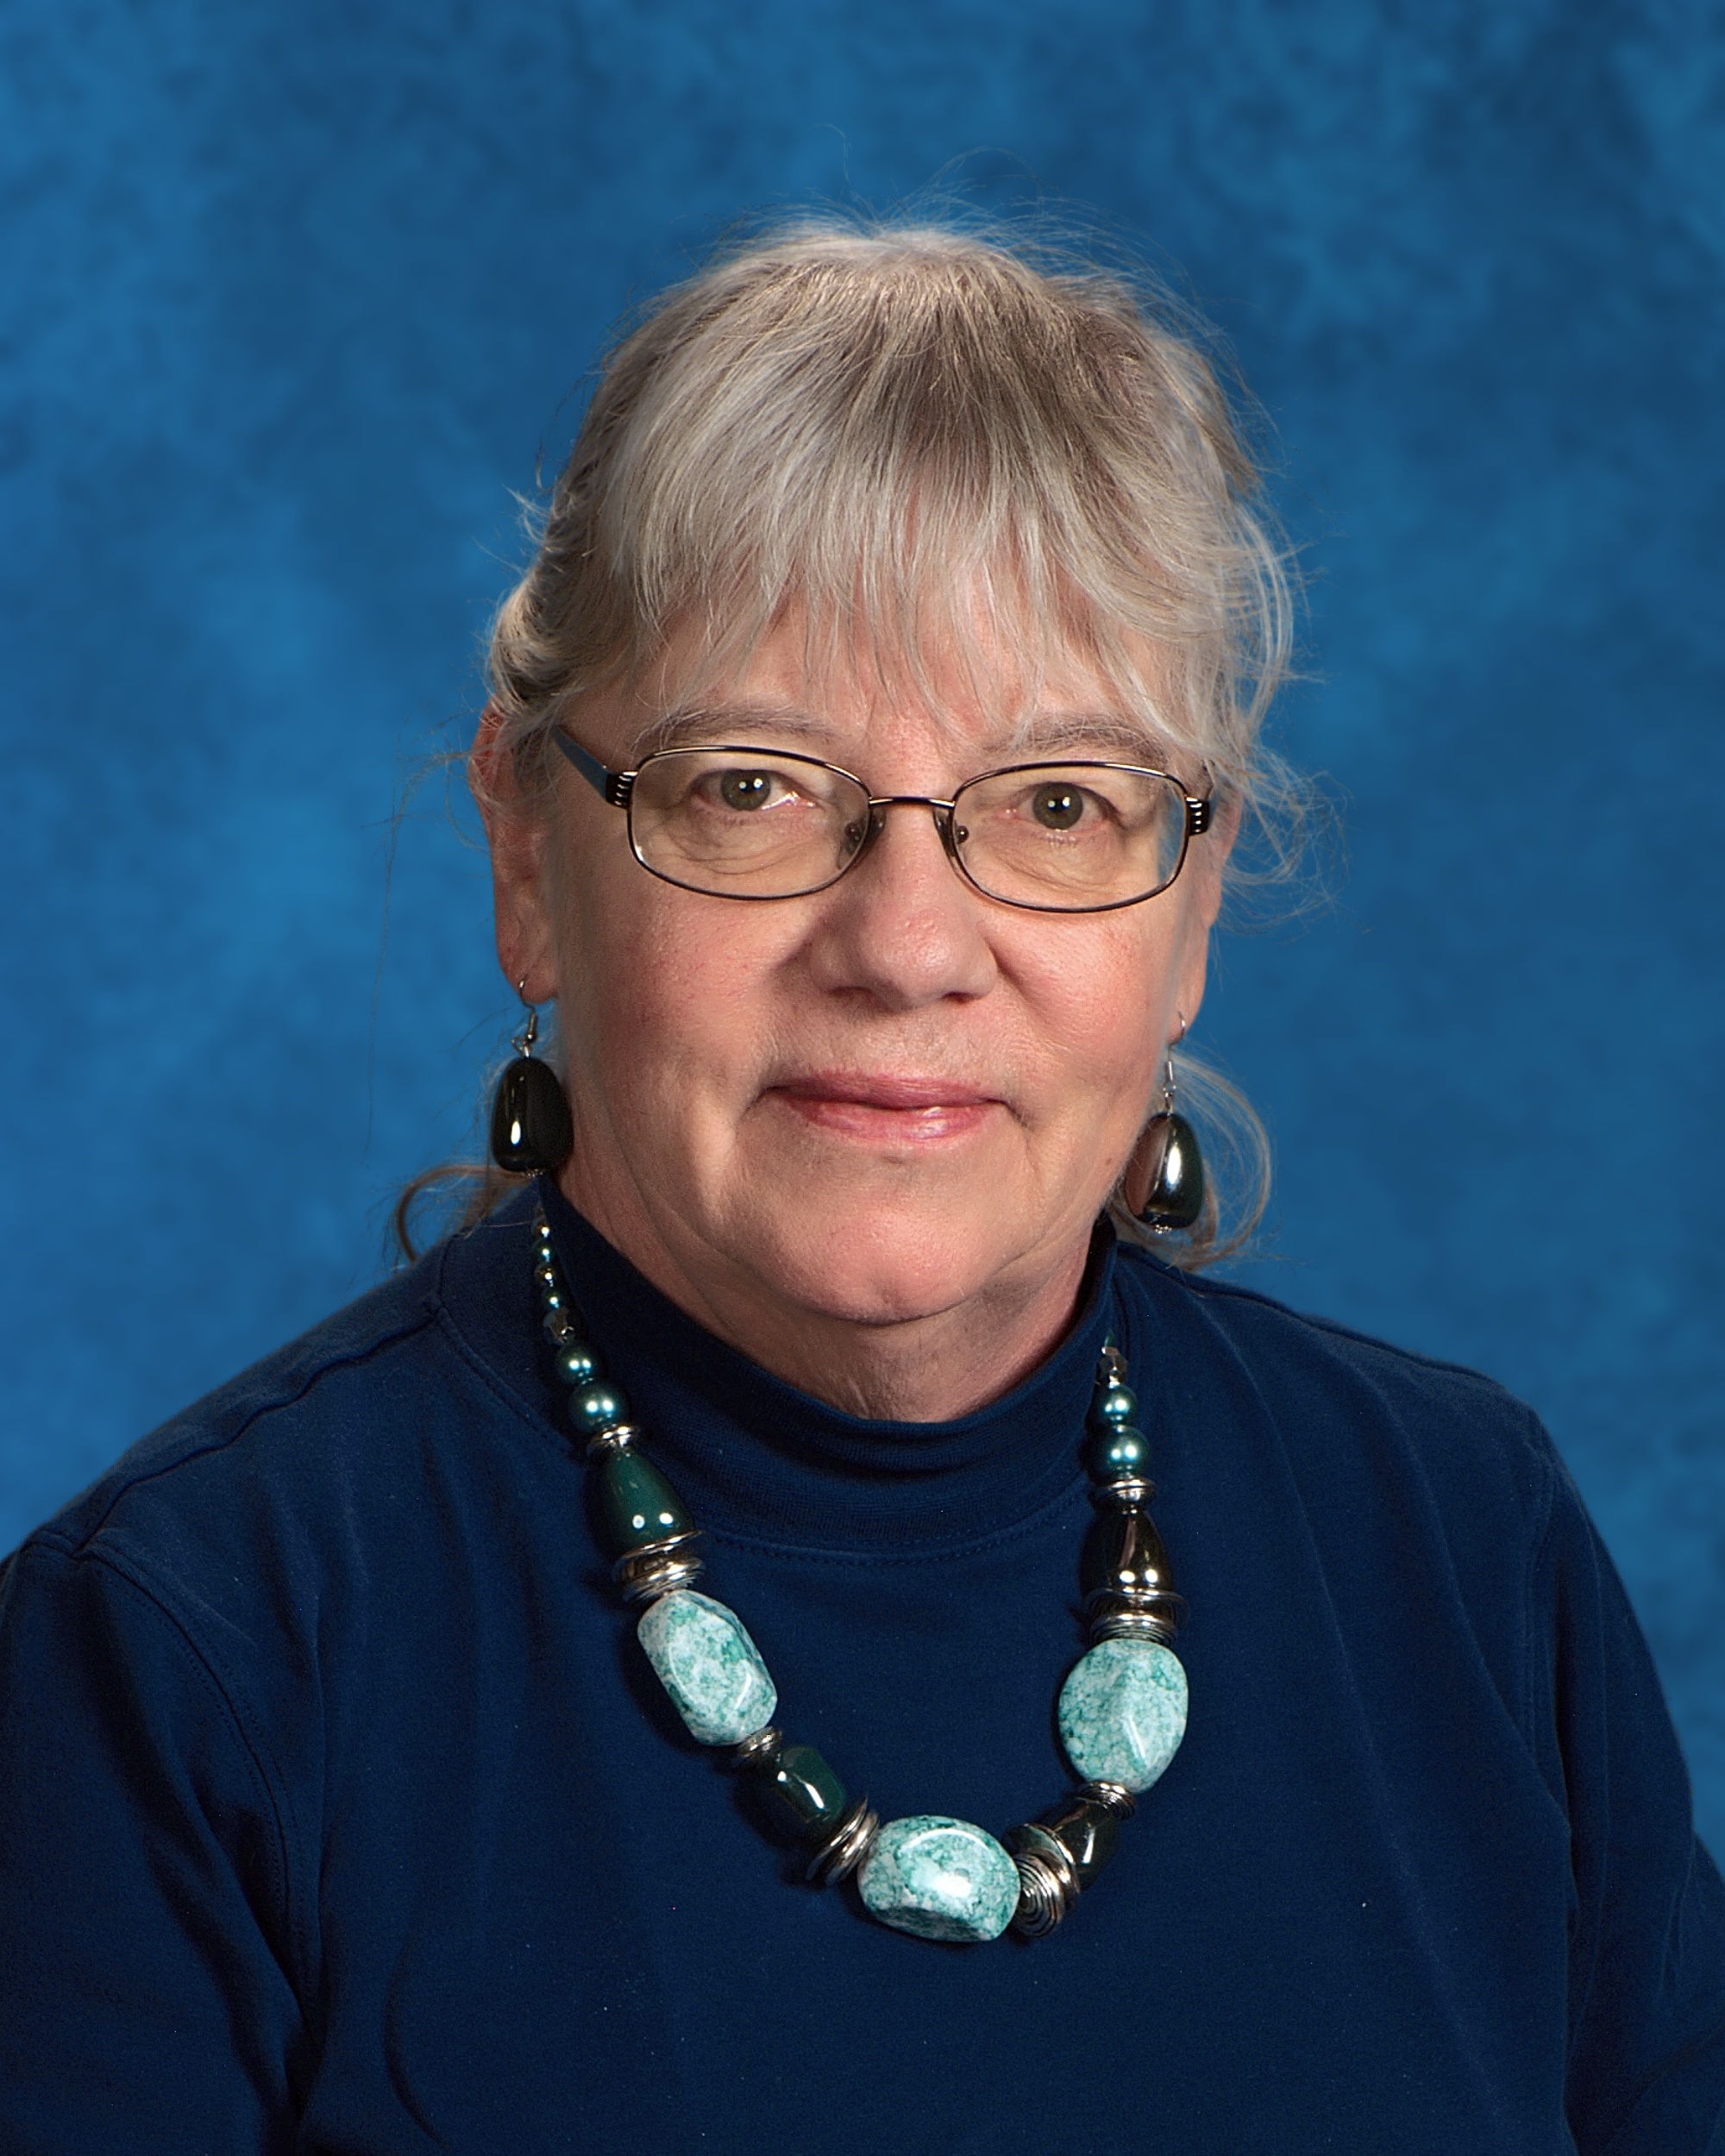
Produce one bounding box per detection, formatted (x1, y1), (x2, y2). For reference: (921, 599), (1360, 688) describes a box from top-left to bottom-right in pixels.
(624, 610), (1170, 767)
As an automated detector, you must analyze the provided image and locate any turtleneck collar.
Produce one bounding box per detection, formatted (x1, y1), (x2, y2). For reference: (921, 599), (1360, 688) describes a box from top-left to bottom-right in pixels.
(535, 1180), (1118, 1555)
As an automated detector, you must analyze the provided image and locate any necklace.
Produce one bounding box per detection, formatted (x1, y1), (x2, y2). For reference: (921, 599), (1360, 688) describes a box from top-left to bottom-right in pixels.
(533, 1204), (1188, 1945)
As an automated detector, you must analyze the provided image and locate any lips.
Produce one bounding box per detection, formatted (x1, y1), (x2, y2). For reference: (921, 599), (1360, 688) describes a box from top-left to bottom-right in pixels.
(767, 1071), (1004, 1142)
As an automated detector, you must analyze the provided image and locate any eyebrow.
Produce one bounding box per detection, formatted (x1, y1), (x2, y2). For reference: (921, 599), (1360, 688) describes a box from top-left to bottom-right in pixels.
(629, 703), (829, 759)
(629, 701), (1190, 774)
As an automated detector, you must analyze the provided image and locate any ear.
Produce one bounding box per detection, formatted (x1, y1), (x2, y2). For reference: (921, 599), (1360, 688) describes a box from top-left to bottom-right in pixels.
(470, 706), (560, 1005)
(1170, 793), (1239, 1039)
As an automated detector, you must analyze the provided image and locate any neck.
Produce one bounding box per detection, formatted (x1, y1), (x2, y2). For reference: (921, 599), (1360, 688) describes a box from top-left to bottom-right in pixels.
(552, 1171), (1095, 1424)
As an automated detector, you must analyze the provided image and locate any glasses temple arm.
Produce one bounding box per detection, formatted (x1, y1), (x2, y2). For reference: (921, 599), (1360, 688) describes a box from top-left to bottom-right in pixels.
(554, 731), (635, 808)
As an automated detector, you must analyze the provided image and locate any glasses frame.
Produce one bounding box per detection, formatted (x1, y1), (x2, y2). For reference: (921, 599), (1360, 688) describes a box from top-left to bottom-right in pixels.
(553, 732), (1214, 915)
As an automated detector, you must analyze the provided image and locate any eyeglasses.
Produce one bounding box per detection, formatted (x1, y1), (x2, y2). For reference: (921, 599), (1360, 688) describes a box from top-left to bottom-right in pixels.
(555, 735), (1213, 913)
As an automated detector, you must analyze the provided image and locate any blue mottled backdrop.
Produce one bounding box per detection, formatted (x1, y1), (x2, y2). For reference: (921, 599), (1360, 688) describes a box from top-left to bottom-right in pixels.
(3, 2), (1722, 1852)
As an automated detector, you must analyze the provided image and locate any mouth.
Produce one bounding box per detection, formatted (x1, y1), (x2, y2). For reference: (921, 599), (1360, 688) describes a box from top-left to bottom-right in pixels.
(766, 1071), (1005, 1144)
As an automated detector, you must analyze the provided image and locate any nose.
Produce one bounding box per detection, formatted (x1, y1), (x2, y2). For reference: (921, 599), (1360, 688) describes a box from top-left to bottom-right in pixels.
(804, 797), (997, 1011)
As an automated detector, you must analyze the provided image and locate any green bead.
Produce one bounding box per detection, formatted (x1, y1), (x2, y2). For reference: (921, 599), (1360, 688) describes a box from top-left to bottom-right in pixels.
(1095, 1384), (1138, 1425)
(1088, 1424), (1151, 1482)
(594, 1447), (693, 1554)
(570, 1382), (628, 1435)
(555, 1343), (599, 1387)
(764, 1744), (848, 1839)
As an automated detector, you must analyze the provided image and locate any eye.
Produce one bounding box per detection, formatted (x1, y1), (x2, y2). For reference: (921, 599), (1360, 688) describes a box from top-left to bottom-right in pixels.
(1030, 783), (1086, 831)
(718, 769), (780, 812)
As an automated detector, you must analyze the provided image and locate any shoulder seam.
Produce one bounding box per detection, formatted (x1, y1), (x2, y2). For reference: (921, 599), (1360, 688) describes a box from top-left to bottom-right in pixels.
(21, 1537), (312, 2002)
(63, 1290), (445, 1553)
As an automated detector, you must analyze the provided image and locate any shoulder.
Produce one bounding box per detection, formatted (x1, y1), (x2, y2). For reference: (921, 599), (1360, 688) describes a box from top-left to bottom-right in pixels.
(18, 1203), (555, 1598)
(1113, 1242), (1565, 1541)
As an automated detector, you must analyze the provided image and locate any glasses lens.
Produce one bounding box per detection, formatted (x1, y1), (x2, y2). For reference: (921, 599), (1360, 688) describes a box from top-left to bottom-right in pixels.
(627, 748), (872, 898)
(950, 763), (1189, 910)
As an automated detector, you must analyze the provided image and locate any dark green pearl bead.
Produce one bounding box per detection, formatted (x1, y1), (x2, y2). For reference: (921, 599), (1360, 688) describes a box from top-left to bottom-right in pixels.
(763, 1744), (848, 1839)
(1095, 1384), (1138, 1425)
(1088, 1423), (1151, 1482)
(593, 1448), (693, 1554)
(570, 1382), (628, 1435)
(555, 1343), (599, 1388)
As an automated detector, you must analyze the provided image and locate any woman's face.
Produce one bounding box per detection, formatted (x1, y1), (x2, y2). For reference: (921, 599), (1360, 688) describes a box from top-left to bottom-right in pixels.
(486, 618), (1226, 1395)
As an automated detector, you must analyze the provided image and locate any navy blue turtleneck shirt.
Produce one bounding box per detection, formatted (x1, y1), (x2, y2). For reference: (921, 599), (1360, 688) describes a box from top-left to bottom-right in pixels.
(2, 1187), (1722, 2153)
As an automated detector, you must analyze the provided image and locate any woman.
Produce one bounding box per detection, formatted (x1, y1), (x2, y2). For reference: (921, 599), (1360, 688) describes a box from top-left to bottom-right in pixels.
(1, 222), (1720, 2154)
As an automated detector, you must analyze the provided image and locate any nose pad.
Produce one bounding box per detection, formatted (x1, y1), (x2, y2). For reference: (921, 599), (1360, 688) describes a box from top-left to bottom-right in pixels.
(844, 798), (963, 878)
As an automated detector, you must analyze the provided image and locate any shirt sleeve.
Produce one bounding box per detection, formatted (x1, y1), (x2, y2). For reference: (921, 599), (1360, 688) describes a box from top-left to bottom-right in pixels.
(1534, 1466), (1725, 2154)
(0, 1536), (306, 2153)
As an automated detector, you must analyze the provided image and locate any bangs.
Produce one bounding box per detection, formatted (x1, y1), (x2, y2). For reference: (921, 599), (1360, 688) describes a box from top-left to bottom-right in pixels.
(579, 228), (1283, 791)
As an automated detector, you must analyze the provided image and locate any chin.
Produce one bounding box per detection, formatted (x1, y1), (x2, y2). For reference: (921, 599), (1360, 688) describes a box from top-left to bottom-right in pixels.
(739, 1204), (1028, 1329)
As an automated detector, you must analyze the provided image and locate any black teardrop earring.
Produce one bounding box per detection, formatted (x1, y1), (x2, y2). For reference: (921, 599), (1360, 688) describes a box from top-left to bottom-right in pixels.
(489, 985), (574, 1175)
(1126, 1056), (1206, 1234)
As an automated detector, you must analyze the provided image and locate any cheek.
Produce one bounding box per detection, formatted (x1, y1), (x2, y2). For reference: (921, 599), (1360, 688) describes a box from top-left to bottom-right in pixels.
(557, 870), (788, 1097)
(1014, 918), (1180, 1101)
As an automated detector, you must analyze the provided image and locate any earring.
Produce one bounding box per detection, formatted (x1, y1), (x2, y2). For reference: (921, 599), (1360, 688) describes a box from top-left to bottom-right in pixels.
(489, 986), (574, 1175)
(1124, 1056), (1205, 1233)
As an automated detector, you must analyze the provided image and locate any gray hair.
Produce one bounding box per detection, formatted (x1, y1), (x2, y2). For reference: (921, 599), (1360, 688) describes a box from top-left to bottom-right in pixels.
(487, 219), (1292, 807)
(416, 217), (1300, 1264)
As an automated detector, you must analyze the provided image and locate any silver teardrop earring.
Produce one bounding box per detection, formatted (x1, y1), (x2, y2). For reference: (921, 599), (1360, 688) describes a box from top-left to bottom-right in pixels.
(488, 983), (574, 1175)
(1125, 1050), (1205, 1234)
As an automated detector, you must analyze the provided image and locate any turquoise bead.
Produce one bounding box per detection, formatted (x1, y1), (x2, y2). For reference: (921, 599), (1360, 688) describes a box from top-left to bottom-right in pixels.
(857, 1816), (1020, 1945)
(1088, 1424), (1150, 1482)
(593, 1449), (693, 1554)
(570, 1382), (628, 1435)
(636, 1590), (777, 1745)
(1057, 1639), (1188, 1793)
(555, 1343), (599, 1388)
(1095, 1384), (1138, 1424)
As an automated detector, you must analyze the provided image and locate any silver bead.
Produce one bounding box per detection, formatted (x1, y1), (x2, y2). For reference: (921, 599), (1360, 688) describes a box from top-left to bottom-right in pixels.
(1091, 1478), (1156, 1510)
(1086, 1507), (1176, 1598)
(729, 1726), (783, 1772)
(612, 1533), (706, 1605)
(1086, 1588), (1185, 1645)
(1081, 1780), (1138, 1820)
(806, 1795), (879, 1885)
(1007, 1825), (1081, 1938)
(583, 1423), (641, 1459)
